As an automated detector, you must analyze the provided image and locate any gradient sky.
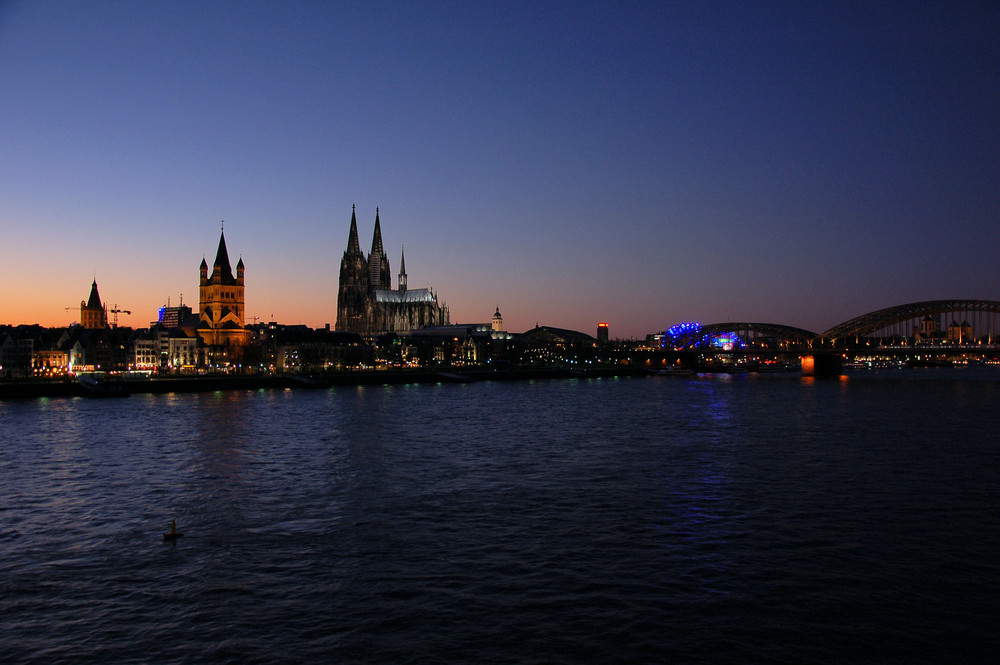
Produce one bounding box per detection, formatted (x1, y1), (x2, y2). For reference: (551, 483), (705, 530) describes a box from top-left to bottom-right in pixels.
(2, 1), (999, 338)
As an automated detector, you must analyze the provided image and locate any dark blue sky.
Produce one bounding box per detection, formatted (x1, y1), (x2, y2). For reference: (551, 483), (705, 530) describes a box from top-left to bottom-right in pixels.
(3, 1), (999, 337)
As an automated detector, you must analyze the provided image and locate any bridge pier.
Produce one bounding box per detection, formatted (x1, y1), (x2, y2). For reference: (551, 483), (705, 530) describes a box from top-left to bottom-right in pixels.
(801, 353), (842, 377)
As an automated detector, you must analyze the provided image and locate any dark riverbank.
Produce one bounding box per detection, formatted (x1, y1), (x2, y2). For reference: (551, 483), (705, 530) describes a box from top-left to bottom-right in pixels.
(0, 366), (648, 400)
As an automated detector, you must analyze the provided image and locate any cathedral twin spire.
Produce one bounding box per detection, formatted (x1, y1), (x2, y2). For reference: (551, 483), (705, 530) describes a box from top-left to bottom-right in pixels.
(347, 204), (362, 255)
(368, 207), (390, 290)
(370, 207), (385, 257)
(336, 206), (450, 334)
(346, 204), (385, 258)
(344, 205), (393, 291)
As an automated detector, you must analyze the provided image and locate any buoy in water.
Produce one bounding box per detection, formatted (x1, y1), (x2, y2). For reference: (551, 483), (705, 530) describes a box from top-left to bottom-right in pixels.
(163, 519), (183, 541)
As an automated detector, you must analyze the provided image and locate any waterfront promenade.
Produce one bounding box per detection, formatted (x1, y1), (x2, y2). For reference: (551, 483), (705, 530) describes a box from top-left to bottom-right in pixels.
(0, 367), (649, 400)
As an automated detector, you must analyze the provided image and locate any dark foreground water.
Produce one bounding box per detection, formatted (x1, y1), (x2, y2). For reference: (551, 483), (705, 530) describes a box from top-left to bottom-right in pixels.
(2, 371), (999, 664)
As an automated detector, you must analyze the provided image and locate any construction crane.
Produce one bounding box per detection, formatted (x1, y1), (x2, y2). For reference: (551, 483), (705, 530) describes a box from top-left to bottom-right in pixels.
(109, 305), (131, 328)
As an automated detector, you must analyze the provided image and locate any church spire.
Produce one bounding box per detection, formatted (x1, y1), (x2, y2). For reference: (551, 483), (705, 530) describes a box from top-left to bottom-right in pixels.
(398, 245), (407, 293)
(213, 228), (234, 282)
(81, 278), (108, 329)
(87, 279), (103, 309)
(347, 204), (361, 255)
(367, 207), (390, 290)
(370, 207), (385, 256)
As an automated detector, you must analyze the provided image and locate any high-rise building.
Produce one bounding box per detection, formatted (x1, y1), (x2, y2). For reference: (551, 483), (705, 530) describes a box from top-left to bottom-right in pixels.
(336, 206), (449, 335)
(597, 322), (609, 344)
(157, 300), (193, 328)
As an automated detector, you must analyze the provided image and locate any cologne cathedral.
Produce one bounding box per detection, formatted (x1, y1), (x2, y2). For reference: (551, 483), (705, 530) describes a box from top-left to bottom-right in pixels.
(336, 206), (449, 335)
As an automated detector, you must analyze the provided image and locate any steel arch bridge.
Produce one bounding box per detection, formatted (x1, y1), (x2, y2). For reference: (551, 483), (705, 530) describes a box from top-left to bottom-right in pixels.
(664, 322), (818, 350)
(818, 299), (1000, 342)
(663, 300), (1000, 351)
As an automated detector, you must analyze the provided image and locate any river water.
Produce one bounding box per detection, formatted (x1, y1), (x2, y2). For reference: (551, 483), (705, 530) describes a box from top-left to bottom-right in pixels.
(2, 370), (999, 664)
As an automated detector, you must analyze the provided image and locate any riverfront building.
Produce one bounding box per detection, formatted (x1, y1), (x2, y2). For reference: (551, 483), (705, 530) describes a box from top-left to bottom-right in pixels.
(336, 206), (449, 335)
(197, 229), (250, 350)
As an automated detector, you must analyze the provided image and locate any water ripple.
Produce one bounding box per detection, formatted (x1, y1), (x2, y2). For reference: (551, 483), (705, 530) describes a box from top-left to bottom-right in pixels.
(2, 375), (1000, 663)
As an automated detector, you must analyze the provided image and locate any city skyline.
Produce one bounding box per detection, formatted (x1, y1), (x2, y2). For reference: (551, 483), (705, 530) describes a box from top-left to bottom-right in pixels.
(3, 2), (999, 338)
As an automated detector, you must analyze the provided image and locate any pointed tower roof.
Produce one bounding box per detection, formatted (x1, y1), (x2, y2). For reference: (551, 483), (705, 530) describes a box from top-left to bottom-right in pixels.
(399, 245), (406, 274)
(347, 204), (361, 254)
(200, 256), (208, 271)
(214, 230), (234, 281)
(87, 280), (103, 308)
(370, 207), (385, 256)
(237, 256), (245, 270)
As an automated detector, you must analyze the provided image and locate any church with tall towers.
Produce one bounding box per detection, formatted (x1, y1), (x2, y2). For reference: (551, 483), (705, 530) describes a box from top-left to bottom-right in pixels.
(197, 227), (250, 349)
(336, 206), (449, 335)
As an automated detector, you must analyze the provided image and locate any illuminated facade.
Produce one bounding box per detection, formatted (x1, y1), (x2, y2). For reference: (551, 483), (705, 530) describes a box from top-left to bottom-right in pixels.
(492, 307), (504, 332)
(336, 206), (449, 335)
(168, 336), (199, 369)
(133, 336), (159, 370)
(197, 229), (250, 349)
(80, 280), (108, 330)
(946, 320), (973, 343)
(34, 349), (68, 375)
(917, 315), (938, 340)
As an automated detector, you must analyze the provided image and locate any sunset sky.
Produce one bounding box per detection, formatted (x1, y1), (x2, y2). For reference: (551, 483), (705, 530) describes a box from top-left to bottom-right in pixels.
(2, 1), (999, 338)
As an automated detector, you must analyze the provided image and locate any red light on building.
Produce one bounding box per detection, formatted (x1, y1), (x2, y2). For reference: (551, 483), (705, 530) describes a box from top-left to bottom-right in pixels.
(597, 322), (609, 343)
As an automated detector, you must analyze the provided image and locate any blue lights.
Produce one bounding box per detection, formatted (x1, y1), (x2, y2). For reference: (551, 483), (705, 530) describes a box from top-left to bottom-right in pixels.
(707, 332), (742, 351)
(662, 322), (745, 350)
(665, 322), (702, 338)
(662, 322), (702, 349)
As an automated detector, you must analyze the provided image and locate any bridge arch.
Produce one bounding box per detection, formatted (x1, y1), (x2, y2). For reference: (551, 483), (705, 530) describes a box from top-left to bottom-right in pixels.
(819, 299), (1000, 342)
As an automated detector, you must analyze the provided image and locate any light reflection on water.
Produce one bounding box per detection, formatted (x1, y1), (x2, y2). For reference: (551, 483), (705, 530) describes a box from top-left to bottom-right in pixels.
(2, 373), (1000, 664)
